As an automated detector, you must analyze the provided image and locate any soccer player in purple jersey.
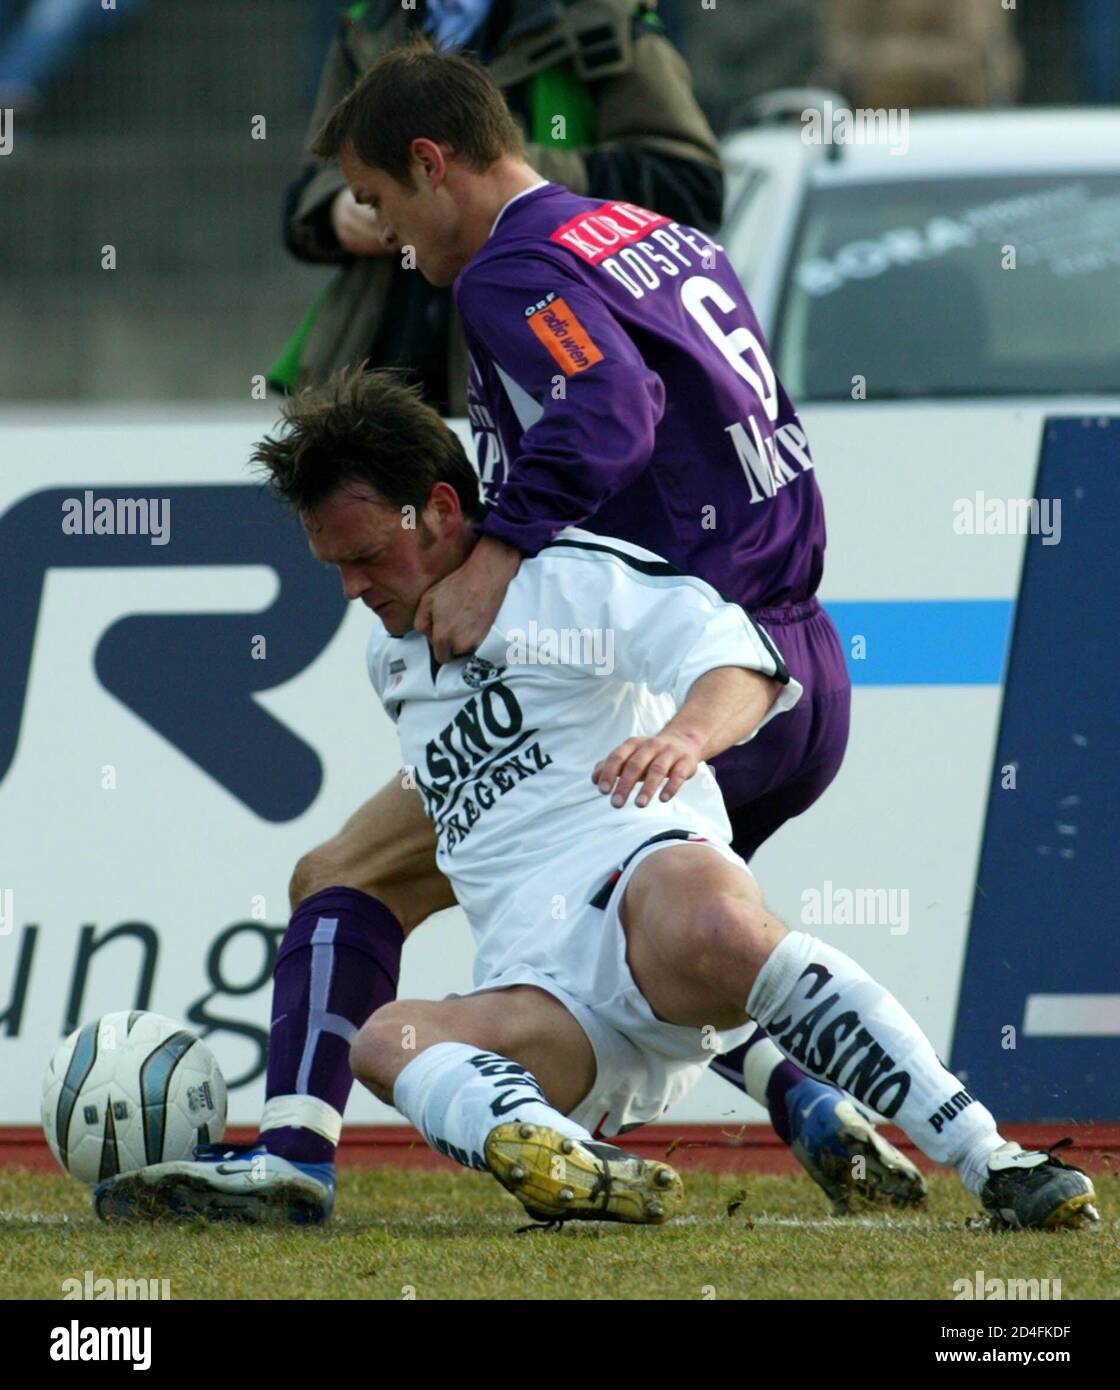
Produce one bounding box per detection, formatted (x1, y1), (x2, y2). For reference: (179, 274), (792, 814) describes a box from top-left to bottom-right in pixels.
(100, 39), (928, 1222)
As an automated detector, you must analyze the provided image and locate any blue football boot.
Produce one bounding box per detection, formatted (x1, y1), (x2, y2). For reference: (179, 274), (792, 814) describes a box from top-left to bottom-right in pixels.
(785, 1077), (927, 1214)
(93, 1140), (336, 1225)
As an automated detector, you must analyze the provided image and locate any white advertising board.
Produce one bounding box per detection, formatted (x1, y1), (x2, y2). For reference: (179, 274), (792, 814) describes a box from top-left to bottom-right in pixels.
(0, 403), (1033, 1127)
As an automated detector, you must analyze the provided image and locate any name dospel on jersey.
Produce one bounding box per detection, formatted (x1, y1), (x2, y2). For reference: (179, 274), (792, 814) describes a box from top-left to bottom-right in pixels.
(456, 184), (826, 610)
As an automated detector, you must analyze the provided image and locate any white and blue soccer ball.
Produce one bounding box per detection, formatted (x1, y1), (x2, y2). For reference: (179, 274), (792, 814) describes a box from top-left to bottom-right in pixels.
(41, 1010), (227, 1186)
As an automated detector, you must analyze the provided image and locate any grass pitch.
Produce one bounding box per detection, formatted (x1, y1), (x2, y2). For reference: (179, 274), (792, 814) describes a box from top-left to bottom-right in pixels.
(2, 1165), (1116, 1301)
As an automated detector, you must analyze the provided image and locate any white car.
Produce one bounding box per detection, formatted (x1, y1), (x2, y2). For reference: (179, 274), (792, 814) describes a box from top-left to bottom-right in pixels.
(721, 102), (1120, 404)
(716, 107), (1118, 1119)
(718, 102), (1120, 625)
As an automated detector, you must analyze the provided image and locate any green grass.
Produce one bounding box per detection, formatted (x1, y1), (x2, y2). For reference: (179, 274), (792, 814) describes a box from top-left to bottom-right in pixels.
(1, 1166), (1116, 1301)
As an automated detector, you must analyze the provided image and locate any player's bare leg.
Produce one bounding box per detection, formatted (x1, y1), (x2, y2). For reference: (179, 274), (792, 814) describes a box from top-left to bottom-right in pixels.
(352, 986), (684, 1225)
(264, 767), (899, 1210)
(288, 771), (454, 932)
(95, 775), (454, 1225)
(244, 774), (915, 1222)
(619, 844), (1098, 1231)
(254, 773), (453, 1170)
(297, 782), (909, 1207)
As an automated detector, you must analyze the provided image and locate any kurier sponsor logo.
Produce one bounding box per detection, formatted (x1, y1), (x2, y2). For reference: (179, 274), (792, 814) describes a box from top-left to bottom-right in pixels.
(549, 200), (671, 264)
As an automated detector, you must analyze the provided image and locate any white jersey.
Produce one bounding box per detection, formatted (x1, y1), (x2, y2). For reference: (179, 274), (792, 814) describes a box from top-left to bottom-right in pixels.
(367, 528), (802, 982)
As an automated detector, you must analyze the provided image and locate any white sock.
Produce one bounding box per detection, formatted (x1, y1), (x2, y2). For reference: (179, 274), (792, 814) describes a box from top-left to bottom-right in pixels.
(740, 1027), (787, 1105)
(748, 932), (1006, 1179)
(957, 1134), (1019, 1197)
(710, 1023), (785, 1104)
(393, 1041), (593, 1171)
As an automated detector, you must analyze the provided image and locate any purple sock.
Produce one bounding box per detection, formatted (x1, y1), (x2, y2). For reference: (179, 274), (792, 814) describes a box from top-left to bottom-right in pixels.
(260, 887), (404, 1165)
(711, 1029), (813, 1146)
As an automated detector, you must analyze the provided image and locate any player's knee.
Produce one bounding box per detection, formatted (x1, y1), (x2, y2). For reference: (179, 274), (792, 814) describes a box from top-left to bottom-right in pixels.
(349, 1003), (411, 1099)
(289, 844), (340, 912)
(674, 893), (774, 998)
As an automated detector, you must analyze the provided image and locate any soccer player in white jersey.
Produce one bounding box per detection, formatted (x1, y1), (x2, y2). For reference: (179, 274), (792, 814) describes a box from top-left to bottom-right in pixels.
(95, 368), (1097, 1232)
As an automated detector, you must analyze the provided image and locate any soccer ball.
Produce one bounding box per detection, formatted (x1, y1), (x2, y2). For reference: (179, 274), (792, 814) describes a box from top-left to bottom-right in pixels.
(41, 1010), (227, 1186)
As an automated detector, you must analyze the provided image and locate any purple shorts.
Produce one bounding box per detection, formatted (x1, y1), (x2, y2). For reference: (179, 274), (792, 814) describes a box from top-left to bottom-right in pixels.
(709, 597), (851, 862)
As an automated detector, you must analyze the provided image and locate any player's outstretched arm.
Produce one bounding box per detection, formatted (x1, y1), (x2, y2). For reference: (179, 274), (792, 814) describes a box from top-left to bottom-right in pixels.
(593, 666), (780, 809)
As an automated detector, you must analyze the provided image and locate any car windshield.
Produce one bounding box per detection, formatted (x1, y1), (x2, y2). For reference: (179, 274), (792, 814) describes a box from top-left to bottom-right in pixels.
(774, 174), (1120, 401)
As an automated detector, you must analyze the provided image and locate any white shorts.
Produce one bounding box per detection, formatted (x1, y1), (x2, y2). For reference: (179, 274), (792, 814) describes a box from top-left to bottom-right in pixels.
(462, 831), (758, 1138)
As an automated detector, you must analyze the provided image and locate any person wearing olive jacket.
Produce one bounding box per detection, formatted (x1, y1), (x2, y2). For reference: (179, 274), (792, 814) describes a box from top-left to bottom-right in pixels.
(271, 0), (725, 415)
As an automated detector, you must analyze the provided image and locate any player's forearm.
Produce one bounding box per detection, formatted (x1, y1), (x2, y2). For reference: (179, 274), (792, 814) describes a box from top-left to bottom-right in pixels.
(473, 375), (661, 555)
(661, 666), (781, 763)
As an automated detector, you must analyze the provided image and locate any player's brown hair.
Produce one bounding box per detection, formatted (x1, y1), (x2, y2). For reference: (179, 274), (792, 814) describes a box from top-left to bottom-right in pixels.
(309, 34), (526, 187)
(251, 362), (484, 521)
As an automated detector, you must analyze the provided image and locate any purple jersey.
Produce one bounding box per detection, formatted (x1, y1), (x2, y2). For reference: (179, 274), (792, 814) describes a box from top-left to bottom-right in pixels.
(455, 182), (826, 608)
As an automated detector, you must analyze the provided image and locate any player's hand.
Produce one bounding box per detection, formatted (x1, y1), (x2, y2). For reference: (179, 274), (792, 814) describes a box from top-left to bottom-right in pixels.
(330, 189), (396, 256)
(592, 732), (704, 809)
(415, 536), (522, 663)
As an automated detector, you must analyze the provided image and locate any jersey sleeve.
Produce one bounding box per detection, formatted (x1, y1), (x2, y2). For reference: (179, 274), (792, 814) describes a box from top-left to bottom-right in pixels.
(477, 538), (803, 744)
(455, 250), (666, 556)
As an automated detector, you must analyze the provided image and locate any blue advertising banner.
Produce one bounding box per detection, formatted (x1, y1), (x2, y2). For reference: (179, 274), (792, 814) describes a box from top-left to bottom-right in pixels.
(950, 418), (1120, 1121)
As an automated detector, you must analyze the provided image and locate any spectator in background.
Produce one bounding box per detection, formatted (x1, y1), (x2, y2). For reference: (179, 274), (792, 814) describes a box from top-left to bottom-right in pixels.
(0, 0), (148, 116)
(270, 0), (724, 414)
(676, 0), (825, 135)
(822, 0), (1023, 109)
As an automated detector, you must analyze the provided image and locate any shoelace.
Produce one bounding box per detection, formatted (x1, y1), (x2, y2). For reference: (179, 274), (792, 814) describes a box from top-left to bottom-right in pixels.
(193, 1141), (263, 1160)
